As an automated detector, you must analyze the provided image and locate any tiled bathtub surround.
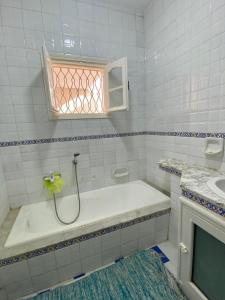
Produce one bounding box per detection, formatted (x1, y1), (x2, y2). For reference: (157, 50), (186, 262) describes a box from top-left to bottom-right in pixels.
(1, 135), (146, 208)
(0, 180), (170, 260)
(0, 211), (169, 300)
(4, 129), (225, 209)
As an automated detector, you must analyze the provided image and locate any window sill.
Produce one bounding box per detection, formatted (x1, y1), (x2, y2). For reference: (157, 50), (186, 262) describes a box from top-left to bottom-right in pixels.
(51, 113), (110, 120)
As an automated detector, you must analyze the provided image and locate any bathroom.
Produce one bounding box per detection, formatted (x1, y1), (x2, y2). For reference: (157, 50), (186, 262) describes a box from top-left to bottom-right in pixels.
(0, 0), (224, 299)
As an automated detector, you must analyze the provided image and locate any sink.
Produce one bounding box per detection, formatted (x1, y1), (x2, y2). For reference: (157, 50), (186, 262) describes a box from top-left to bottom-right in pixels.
(207, 177), (225, 198)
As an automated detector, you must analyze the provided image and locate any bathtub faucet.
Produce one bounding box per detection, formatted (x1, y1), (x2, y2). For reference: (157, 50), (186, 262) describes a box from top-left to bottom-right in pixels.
(73, 153), (80, 165)
(43, 172), (61, 183)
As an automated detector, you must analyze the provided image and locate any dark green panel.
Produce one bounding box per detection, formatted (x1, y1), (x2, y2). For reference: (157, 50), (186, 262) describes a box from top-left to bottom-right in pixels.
(192, 225), (225, 300)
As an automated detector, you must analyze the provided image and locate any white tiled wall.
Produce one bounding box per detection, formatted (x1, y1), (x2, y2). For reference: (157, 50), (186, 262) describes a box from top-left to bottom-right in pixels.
(0, 215), (169, 300)
(145, 0), (225, 133)
(1, 136), (146, 208)
(0, 0), (145, 141)
(3, 0), (225, 212)
(0, 158), (9, 226)
(144, 0), (225, 191)
(0, 0), (146, 208)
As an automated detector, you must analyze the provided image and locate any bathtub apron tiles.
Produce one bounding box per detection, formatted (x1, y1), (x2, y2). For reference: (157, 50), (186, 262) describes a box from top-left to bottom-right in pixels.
(0, 210), (170, 299)
(0, 209), (170, 268)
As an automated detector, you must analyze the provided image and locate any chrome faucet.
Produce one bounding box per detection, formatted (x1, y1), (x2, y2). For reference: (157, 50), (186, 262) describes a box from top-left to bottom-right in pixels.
(43, 172), (61, 183)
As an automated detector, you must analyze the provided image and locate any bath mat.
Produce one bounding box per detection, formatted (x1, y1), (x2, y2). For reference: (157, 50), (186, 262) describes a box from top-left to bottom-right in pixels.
(27, 249), (187, 300)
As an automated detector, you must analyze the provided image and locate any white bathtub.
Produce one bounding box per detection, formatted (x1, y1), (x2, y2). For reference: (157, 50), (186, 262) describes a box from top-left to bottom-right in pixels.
(5, 180), (170, 248)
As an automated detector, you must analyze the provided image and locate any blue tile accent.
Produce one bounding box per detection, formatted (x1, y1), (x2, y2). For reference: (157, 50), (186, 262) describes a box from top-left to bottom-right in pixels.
(159, 165), (182, 177)
(38, 289), (50, 295)
(146, 131), (225, 138)
(115, 256), (124, 263)
(0, 209), (170, 268)
(151, 246), (169, 264)
(182, 189), (225, 218)
(2, 131), (225, 148)
(74, 273), (85, 280)
(0, 132), (146, 147)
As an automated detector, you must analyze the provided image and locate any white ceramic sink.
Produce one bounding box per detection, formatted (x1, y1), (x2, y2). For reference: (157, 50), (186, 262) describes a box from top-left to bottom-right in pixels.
(207, 177), (225, 198)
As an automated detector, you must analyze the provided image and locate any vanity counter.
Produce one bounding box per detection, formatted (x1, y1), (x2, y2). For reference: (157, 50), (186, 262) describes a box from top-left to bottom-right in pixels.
(159, 159), (225, 217)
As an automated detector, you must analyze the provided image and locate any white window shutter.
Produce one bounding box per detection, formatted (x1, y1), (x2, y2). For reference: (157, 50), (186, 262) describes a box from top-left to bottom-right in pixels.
(42, 45), (57, 114)
(106, 57), (129, 112)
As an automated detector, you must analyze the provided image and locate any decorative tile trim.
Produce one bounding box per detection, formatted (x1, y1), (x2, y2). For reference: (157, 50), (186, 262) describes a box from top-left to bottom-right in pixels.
(2, 131), (225, 148)
(159, 165), (182, 177)
(0, 208), (170, 268)
(0, 132), (146, 147)
(182, 189), (225, 218)
(146, 131), (225, 138)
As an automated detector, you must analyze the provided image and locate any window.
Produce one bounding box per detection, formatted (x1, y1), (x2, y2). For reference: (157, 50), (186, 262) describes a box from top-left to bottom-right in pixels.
(42, 46), (129, 119)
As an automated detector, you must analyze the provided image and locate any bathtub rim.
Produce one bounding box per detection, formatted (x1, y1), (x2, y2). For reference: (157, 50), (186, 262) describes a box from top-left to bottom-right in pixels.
(3, 180), (170, 251)
(0, 180), (171, 266)
(0, 207), (170, 268)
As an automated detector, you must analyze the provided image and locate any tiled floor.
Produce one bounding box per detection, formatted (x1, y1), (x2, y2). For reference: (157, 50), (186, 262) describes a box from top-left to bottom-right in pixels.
(158, 240), (179, 279)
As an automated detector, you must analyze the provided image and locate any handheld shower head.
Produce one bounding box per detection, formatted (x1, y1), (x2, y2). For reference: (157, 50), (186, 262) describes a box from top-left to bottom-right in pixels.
(73, 153), (80, 165)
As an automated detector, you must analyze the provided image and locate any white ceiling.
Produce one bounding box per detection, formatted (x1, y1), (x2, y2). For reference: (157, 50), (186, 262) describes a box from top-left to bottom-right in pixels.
(114, 0), (150, 9)
(96, 0), (150, 11)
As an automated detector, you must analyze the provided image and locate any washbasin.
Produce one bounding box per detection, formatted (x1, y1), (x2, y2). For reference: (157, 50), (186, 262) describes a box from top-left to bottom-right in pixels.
(207, 177), (225, 198)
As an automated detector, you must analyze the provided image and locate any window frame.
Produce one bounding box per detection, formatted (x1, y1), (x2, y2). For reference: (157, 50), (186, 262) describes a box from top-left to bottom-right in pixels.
(42, 46), (129, 120)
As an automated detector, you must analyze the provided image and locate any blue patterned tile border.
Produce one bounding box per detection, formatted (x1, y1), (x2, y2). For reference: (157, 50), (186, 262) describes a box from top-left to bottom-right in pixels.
(0, 208), (170, 268)
(0, 132), (146, 147)
(146, 131), (225, 138)
(2, 131), (225, 148)
(159, 165), (182, 177)
(182, 189), (225, 218)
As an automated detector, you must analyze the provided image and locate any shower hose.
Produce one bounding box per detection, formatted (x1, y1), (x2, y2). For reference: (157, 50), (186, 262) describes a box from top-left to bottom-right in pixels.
(53, 157), (81, 225)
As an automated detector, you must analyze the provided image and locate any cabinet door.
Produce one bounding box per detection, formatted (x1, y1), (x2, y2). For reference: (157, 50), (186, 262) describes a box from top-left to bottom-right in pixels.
(106, 57), (129, 112)
(180, 201), (225, 300)
(42, 45), (56, 114)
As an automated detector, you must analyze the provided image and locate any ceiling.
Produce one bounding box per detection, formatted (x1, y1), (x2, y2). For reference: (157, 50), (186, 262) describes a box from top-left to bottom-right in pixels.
(96, 0), (150, 11)
(115, 0), (150, 9)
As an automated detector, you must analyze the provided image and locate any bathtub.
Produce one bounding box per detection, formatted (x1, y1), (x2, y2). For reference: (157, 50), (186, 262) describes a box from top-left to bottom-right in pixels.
(5, 180), (170, 248)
